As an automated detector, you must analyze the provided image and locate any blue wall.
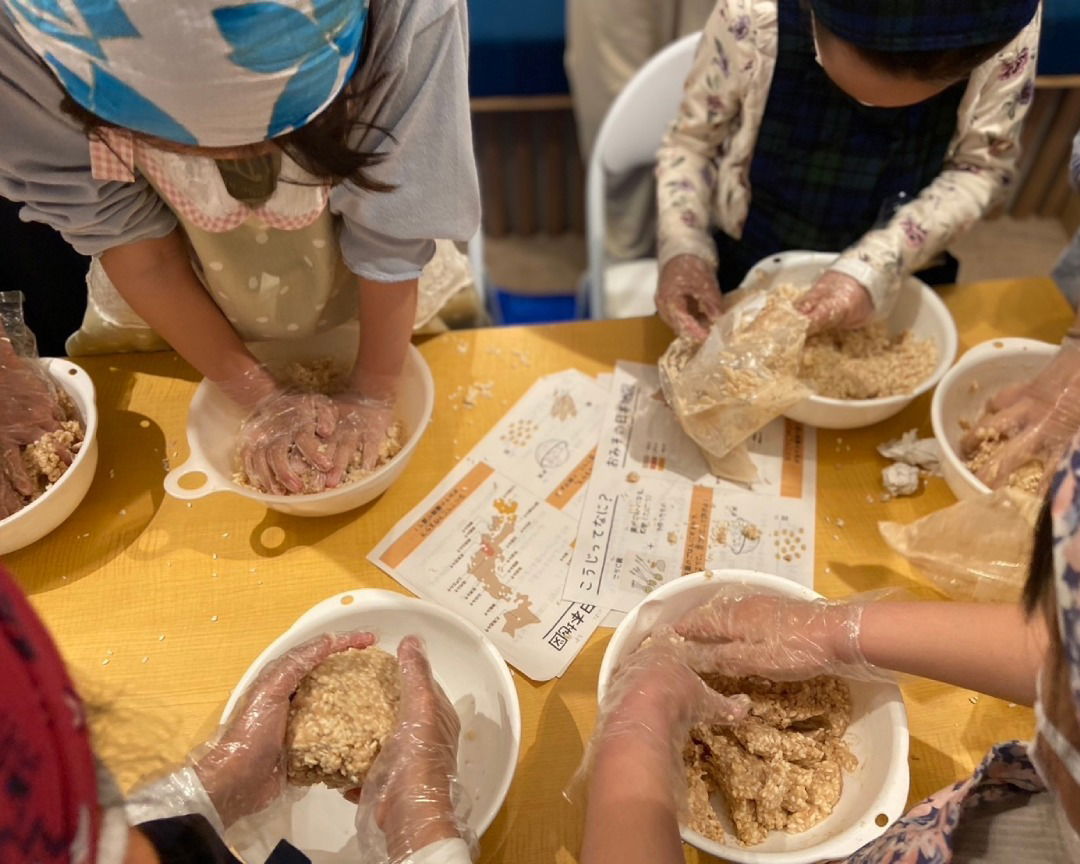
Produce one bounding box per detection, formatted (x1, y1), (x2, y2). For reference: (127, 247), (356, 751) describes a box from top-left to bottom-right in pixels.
(467, 0), (568, 97)
(1040, 0), (1080, 76)
(466, 0), (1080, 98)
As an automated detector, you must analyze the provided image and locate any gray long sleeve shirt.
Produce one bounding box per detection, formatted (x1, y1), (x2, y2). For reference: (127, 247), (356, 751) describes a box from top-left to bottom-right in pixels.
(0, 0), (479, 282)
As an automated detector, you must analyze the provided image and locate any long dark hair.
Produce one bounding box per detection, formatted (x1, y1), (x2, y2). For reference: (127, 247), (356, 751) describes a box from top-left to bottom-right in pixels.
(58, 0), (395, 193)
(1024, 498), (1055, 616)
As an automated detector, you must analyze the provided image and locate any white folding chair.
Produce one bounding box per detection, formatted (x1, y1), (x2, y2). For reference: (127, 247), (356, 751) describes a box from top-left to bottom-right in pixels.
(467, 228), (488, 313)
(584, 31), (701, 320)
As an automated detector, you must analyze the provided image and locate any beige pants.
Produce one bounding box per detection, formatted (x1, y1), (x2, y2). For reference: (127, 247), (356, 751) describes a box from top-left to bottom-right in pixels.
(565, 0), (715, 260)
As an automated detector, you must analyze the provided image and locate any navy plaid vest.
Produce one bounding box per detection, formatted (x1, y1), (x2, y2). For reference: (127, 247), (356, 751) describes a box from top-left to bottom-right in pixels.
(714, 0), (966, 290)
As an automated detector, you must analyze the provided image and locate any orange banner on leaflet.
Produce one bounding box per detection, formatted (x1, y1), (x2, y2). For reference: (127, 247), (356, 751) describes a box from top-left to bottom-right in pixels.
(547, 448), (596, 511)
(681, 485), (713, 575)
(380, 462), (494, 568)
(781, 419), (805, 499)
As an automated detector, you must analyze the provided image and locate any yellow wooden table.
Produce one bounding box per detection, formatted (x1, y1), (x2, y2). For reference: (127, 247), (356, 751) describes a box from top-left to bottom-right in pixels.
(8, 277), (1072, 864)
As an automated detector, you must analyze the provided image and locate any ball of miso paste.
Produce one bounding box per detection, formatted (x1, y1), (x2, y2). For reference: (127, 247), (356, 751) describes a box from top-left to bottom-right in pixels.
(286, 647), (401, 789)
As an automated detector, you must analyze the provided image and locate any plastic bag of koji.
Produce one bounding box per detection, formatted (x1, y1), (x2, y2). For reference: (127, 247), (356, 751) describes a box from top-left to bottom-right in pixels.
(659, 286), (811, 484)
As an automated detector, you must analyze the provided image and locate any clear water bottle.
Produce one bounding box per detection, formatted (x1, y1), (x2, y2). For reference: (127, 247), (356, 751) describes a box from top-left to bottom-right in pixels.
(0, 290), (38, 357)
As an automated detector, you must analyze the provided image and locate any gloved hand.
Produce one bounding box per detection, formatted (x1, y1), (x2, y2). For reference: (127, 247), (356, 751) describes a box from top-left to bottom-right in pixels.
(571, 633), (749, 810)
(656, 254), (725, 342)
(961, 337), (1080, 490)
(674, 588), (884, 681)
(0, 328), (68, 518)
(355, 636), (475, 864)
(191, 632), (376, 828)
(210, 363), (280, 413)
(236, 389), (338, 494)
(326, 393), (396, 483)
(795, 271), (874, 335)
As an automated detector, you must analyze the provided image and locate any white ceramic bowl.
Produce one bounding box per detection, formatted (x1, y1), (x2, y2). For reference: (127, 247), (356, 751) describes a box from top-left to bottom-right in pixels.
(931, 337), (1057, 501)
(164, 329), (434, 517)
(599, 570), (909, 864)
(0, 359), (98, 555)
(738, 251), (958, 430)
(222, 590), (521, 862)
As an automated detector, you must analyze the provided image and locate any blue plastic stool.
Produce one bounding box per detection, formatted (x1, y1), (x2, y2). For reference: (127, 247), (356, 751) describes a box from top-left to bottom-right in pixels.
(490, 289), (580, 325)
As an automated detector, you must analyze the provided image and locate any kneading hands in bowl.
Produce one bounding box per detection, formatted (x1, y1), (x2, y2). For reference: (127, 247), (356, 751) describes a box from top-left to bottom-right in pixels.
(231, 369), (399, 496)
(962, 321), (1080, 492)
(657, 255), (874, 342)
(1, 561), (480, 864)
(0, 300), (77, 518)
(119, 632), (475, 864)
(577, 569), (1067, 864)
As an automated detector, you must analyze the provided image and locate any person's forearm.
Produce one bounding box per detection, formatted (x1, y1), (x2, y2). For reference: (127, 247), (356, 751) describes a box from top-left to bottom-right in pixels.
(859, 602), (1047, 705)
(351, 276), (417, 400)
(581, 716), (684, 864)
(101, 231), (272, 405)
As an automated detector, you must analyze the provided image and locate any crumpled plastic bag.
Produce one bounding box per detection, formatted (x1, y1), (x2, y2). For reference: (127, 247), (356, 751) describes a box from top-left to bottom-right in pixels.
(877, 429), (941, 474)
(882, 462), (920, 497)
(659, 287), (811, 484)
(879, 488), (1041, 602)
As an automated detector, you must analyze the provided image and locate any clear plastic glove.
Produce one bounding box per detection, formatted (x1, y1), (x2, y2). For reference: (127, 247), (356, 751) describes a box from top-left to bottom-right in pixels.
(656, 254), (725, 342)
(569, 633), (750, 810)
(326, 393), (396, 483)
(795, 270), (874, 335)
(354, 636), (475, 864)
(236, 389), (338, 494)
(192, 632), (376, 827)
(961, 338), (1080, 490)
(0, 445), (28, 518)
(674, 588), (885, 681)
(0, 308), (68, 518)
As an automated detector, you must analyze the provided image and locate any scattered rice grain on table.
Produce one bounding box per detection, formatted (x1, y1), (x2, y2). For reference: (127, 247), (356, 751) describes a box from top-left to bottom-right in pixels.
(686, 675), (856, 846)
(286, 647), (401, 789)
(799, 322), (937, 399)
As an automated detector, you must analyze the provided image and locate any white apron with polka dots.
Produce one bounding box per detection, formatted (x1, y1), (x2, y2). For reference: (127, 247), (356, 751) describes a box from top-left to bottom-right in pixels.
(66, 144), (470, 355)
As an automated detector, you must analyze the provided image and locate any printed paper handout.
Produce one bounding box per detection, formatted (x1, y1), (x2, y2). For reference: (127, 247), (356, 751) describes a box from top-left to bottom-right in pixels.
(370, 371), (609, 680)
(561, 362), (816, 613)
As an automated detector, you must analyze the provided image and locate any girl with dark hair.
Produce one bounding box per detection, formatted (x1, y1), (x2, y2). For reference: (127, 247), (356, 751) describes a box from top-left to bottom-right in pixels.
(579, 446), (1080, 863)
(0, 0), (478, 494)
(654, 0), (1041, 341)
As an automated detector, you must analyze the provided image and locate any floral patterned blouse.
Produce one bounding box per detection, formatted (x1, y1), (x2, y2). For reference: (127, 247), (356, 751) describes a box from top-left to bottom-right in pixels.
(657, 0), (1041, 313)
